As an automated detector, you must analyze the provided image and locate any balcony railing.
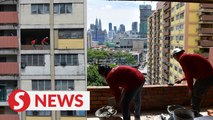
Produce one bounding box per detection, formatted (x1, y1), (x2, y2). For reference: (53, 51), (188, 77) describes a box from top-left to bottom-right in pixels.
(0, 62), (19, 75)
(0, 12), (18, 24)
(163, 31), (170, 36)
(0, 115), (19, 120)
(200, 52), (209, 59)
(200, 15), (213, 21)
(164, 21), (170, 27)
(199, 28), (213, 34)
(163, 13), (170, 20)
(200, 3), (213, 9)
(21, 45), (50, 50)
(164, 2), (171, 11)
(0, 36), (18, 49)
(199, 40), (213, 47)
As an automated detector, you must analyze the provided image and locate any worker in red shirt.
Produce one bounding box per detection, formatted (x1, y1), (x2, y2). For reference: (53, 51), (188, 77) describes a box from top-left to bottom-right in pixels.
(41, 37), (48, 49)
(98, 65), (145, 120)
(173, 48), (213, 117)
(31, 39), (37, 49)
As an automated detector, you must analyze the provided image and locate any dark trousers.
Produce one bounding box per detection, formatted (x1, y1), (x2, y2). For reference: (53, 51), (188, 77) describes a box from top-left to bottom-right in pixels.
(120, 81), (145, 120)
(192, 75), (213, 115)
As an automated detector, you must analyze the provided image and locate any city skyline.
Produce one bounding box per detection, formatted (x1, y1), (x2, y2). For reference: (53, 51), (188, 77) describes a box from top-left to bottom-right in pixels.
(87, 0), (157, 31)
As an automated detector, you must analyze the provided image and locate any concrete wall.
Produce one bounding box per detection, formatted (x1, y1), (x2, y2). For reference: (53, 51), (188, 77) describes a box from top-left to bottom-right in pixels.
(87, 84), (213, 114)
(21, 55), (51, 76)
(55, 54), (85, 76)
(20, 0), (84, 27)
(20, 54), (85, 76)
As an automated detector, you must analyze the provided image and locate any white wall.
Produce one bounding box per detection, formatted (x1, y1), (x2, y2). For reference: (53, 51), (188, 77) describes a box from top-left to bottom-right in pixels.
(55, 54), (85, 75)
(20, 0), (84, 27)
(74, 80), (86, 91)
(21, 55), (51, 75)
(20, 80), (32, 90)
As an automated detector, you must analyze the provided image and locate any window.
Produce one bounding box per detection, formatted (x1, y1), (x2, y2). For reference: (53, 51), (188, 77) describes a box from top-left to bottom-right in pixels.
(171, 7), (174, 13)
(26, 111), (51, 116)
(55, 80), (74, 90)
(61, 110), (86, 117)
(170, 36), (174, 40)
(27, 79), (51, 116)
(180, 12), (184, 19)
(171, 17), (174, 22)
(176, 36), (179, 40)
(32, 80), (51, 90)
(58, 29), (84, 39)
(180, 24), (184, 30)
(170, 27), (174, 31)
(31, 4), (49, 14)
(176, 14), (179, 20)
(175, 66), (178, 71)
(176, 3), (180, 9)
(180, 2), (185, 7)
(21, 54), (44, 66)
(176, 25), (179, 30)
(55, 54), (78, 66)
(179, 68), (182, 74)
(54, 3), (72, 14)
(179, 35), (184, 40)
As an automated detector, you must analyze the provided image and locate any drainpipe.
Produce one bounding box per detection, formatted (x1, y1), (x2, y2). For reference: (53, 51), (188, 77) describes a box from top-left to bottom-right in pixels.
(50, 0), (55, 120)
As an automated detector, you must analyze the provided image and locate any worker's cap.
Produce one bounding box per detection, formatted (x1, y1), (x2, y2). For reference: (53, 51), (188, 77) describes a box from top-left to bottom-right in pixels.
(172, 48), (184, 56)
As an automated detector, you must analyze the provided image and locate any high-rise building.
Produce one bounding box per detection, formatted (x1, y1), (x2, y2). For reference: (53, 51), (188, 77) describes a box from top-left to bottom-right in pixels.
(132, 22), (138, 33)
(0, 0), (19, 118)
(89, 18), (107, 44)
(139, 5), (152, 38)
(147, 3), (163, 84)
(119, 24), (125, 33)
(0, 0), (86, 120)
(147, 2), (213, 84)
(114, 26), (117, 32)
(109, 22), (112, 31)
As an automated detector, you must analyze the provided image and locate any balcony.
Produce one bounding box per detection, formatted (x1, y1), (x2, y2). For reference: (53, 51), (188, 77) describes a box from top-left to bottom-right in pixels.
(0, 62), (19, 75)
(163, 13), (170, 20)
(163, 31), (170, 36)
(21, 45), (50, 50)
(87, 85), (213, 116)
(164, 21), (170, 27)
(199, 40), (213, 47)
(200, 52), (209, 59)
(200, 3), (213, 9)
(200, 15), (213, 21)
(0, 36), (18, 49)
(163, 48), (169, 53)
(0, 115), (19, 120)
(199, 28), (213, 34)
(0, 12), (18, 24)
(164, 2), (171, 11)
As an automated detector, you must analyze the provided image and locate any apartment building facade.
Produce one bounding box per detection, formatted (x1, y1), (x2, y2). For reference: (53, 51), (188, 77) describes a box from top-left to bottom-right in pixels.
(147, 2), (213, 84)
(0, 0), (19, 117)
(0, 0), (87, 120)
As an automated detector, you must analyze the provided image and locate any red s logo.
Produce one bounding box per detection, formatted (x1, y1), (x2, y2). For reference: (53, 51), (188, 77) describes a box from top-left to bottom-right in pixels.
(8, 90), (30, 112)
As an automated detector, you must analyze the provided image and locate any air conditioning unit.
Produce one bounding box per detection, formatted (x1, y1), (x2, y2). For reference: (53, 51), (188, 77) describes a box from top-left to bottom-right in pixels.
(21, 63), (26, 69)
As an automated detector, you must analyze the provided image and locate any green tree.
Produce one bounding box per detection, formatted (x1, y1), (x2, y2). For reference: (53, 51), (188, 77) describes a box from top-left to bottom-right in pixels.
(87, 49), (110, 64)
(113, 51), (136, 65)
(87, 65), (107, 86)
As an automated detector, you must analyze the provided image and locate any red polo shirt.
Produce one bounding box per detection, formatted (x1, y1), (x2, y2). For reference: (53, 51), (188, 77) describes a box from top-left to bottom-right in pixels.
(178, 53), (213, 91)
(106, 65), (145, 103)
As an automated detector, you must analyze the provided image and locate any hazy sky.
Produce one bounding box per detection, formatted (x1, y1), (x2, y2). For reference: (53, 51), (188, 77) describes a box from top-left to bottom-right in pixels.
(87, 0), (157, 31)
